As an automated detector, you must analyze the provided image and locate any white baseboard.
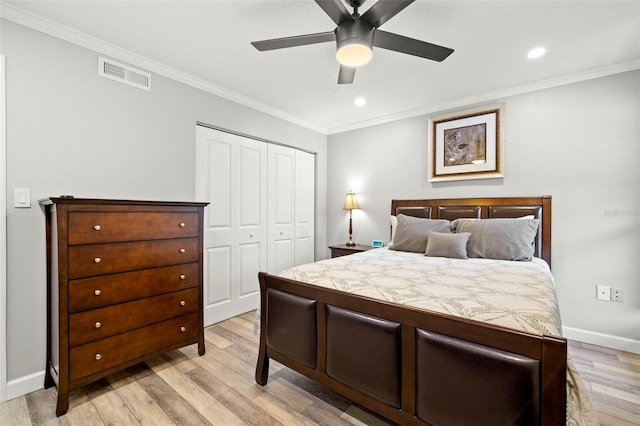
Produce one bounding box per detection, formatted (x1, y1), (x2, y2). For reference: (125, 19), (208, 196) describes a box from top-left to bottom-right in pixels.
(563, 326), (640, 355)
(5, 370), (45, 401)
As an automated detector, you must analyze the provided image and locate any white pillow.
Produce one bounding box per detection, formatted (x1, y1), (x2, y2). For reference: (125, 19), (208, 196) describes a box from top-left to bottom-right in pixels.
(389, 215), (398, 247)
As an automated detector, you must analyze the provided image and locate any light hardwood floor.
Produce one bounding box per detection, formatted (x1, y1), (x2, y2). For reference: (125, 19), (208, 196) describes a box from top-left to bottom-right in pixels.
(1, 311), (639, 425)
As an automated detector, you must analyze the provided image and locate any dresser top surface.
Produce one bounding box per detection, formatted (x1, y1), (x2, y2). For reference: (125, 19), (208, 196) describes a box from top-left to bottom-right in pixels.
(39, 197), (209, 208)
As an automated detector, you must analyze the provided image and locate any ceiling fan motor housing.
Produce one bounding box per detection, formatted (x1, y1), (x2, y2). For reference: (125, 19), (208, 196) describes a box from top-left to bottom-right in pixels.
(335, 19), (375, 67)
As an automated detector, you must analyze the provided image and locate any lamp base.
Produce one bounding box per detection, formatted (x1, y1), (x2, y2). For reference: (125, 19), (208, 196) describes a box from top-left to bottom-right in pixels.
(346, 240), (355, 247)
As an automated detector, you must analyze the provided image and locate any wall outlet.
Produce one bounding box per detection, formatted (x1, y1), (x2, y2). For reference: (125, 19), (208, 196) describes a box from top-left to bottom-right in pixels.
(596, 285), (611, 301)
(612, 288), (624, 303)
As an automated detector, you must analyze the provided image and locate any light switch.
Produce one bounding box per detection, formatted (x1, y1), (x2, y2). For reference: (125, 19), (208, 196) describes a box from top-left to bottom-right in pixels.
(14, 188), (31, 208)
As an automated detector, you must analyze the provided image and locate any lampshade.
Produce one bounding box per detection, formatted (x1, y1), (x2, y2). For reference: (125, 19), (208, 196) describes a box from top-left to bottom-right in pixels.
(343, 191), (360, 210)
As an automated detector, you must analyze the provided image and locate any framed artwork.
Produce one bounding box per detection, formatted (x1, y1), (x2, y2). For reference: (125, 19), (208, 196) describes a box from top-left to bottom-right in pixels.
(428, 104), (504, 182)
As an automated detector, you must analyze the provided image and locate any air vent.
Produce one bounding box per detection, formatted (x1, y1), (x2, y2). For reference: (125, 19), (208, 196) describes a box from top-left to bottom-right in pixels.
(98, 57), (151, 91)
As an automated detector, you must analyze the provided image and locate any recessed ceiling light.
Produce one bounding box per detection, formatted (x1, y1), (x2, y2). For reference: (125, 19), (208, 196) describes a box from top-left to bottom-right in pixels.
(527, 47), (546, 59)
(354, 97), (366, 106)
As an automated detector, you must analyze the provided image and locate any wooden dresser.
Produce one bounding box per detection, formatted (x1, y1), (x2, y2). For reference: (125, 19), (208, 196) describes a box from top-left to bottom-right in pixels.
(40, 198), (208, 416)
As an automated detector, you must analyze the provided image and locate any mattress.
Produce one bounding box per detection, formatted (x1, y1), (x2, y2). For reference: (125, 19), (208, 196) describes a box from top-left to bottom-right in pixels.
(278, 248), (597, 426)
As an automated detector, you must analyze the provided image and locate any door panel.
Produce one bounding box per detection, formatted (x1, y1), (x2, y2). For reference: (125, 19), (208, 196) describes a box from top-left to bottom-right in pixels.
(207, 246), (231, 305)
(295, 150), (315, 266)
(268, 145), (295, 274)
(234, 136), (266, 307)
(197, 127), (266, 325)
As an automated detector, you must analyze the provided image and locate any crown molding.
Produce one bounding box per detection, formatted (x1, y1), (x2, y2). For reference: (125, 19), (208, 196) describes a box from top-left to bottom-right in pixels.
(327, 59), (640, 135)
(0, 3), (328, 135)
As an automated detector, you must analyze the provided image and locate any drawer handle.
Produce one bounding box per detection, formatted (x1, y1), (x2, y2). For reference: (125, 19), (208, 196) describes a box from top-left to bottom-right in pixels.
(180, 300), (186, 307)
(95, 321), (102, 329)
(94, 257), (101, 264)
(179, 274), (186, 280)
(179, 248), (186, 253)
(179, 222), (185, 228)
(249, 234), (254, 238)
(93, 225), (101, 231)
(180, 326), (186, 332)
(95, 353), (102, 361)
(94, 289), (101, 296)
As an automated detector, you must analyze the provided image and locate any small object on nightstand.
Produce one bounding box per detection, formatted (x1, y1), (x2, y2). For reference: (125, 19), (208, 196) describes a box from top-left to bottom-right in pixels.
(329, 244), (373, 258)
(371, 240), (383, 248)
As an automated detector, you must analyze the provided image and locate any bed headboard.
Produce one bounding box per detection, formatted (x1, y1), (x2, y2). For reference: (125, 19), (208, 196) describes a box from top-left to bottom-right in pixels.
(391, 196), (552, 268)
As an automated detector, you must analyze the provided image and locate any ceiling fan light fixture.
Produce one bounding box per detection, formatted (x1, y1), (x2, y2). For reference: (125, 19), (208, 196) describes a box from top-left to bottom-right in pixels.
(336, 40), (373, 67)
(335, 19), (375, 67)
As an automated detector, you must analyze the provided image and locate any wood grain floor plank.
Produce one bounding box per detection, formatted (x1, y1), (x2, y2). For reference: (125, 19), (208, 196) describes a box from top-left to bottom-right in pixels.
(592, 360), (640, 380)
(204, 327), (233, 349)
(591, 382), (640, 405)
(186, 344), (265, 401)
(25, 387), (69, 425)
(135, 363), (212, 426)
(145, 355), (245, 425)
(220, 314), (260, 341)
(252, 392), (318, 426)
(580, 366), (638, 390)
(63, 389), (103, 426)
(302, 401), (361, 426)
(264, 377), (314, 413)
(341, 405), (396, 426)
(106, 367), (175, 425)
(0, 392), (32, 426)
(185, 366), (280, 426)
(83, 379), (140, 425)
(271, 367), (352, 411)
(592, 399), (640, 424)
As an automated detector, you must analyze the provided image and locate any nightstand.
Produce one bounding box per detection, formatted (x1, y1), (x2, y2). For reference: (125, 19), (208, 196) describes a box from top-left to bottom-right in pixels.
(329, 244), (374, 258)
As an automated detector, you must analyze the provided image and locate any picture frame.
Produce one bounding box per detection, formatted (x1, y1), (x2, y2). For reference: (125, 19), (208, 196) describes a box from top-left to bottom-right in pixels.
(428, 104), (504, 182)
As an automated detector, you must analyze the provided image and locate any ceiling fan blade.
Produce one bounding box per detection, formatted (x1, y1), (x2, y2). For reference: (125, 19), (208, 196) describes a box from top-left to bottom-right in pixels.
(314, 0), (353, 26)
(373, 30), (454, 62)
(338, 65), (356, 84)
(361, 0), (414, 28)
(251, 31), (336, 51)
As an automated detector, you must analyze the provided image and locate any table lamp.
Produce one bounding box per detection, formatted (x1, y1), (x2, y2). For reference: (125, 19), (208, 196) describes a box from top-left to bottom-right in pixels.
(342, 191), (360, 246)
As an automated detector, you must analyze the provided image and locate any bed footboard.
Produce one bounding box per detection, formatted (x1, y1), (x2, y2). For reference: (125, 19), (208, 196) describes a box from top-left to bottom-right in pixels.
(255, 272), (567, 426)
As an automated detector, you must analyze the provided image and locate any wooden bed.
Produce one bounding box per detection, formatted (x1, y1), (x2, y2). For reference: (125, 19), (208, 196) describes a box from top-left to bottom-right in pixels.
(255, 196), (565, 425)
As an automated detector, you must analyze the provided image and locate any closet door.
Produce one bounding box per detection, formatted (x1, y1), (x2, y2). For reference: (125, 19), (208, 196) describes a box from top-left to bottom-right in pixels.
(196, 126), (267, 326)
(294, 150), (315, 266)
(267, 144), (295, 273)
(268, 146), (316, 273)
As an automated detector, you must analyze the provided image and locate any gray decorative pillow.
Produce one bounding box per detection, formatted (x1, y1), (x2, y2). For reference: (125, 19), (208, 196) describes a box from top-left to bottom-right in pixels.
(389, 214), (452, 253)
(453, 218), (540, 261)
(425, 231), (470, 259)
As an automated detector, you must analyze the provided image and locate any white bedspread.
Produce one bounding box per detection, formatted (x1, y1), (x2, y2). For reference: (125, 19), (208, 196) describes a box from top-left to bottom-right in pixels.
(281, 248), (560, 336)
(277, 248), (597, 425)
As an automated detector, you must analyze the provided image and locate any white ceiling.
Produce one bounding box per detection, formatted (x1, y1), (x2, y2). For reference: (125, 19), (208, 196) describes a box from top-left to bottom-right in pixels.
(2, 0), (639, 134)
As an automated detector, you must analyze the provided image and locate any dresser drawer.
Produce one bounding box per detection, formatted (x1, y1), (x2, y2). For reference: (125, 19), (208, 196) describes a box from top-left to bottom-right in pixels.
(69, 288), (199, 347)
(69, 263), (199, 313)
(69, 312), (199, 381)
(69, 238), (199, 279)
(69, 212), (199, 245)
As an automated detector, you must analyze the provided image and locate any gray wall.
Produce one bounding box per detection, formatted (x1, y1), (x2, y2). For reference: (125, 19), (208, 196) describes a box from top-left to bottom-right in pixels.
(328, 70), (640, 350)
(1, 20), (328, 387)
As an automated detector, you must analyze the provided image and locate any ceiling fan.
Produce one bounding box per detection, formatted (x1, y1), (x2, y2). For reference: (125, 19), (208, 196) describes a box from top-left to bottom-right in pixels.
(251, 0), (454, 84)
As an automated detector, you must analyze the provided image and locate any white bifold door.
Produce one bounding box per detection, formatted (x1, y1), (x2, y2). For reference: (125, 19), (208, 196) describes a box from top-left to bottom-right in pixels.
(196, 126), (315, 326)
